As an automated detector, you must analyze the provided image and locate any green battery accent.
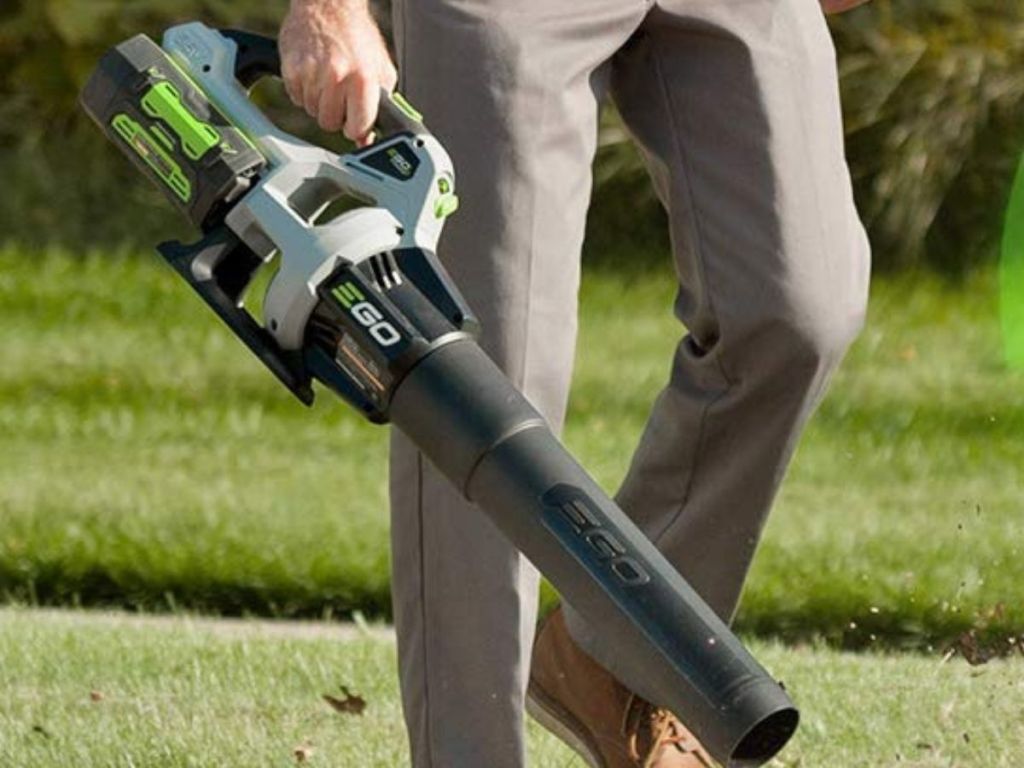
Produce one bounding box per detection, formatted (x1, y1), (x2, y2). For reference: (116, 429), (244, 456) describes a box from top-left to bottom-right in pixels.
(141, 80), (220, 161)
(111, 114), (192, 202)
(149, 123), (175, 151)
(149, 61), (262, 158)
(1001, 154), (1024, 370)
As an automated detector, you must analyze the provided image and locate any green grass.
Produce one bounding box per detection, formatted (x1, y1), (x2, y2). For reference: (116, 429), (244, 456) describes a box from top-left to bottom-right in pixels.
(1, 608), (1022, 767)
(1, 248), (1022, 648)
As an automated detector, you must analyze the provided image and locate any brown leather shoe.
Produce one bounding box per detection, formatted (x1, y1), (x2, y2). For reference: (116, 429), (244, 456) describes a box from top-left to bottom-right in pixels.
(528, 607), (714, 768)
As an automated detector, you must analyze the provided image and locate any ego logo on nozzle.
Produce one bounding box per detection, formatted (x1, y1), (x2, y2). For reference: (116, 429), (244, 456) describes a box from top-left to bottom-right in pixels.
(542, 484), (652, 589)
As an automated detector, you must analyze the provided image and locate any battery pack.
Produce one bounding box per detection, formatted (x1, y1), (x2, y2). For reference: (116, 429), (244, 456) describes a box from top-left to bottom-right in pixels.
(80, 34), (266, 230)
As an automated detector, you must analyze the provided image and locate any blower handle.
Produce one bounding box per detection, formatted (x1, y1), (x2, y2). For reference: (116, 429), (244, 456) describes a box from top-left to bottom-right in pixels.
(220, 28), (424, 141)
(374, 91), (427, 138)
(221, 29), (282, 89)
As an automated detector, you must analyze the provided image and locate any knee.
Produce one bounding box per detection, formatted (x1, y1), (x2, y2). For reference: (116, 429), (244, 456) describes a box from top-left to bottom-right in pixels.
(795, 292), (866, 366)
(752, 219), (872, 375)
(762, 278), (868, 375)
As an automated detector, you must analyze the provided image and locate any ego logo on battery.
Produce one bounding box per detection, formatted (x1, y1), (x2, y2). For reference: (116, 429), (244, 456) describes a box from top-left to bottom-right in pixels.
(332, 282), (402, 348)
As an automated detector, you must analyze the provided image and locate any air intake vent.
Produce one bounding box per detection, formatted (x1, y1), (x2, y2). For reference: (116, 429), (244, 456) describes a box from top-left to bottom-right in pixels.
(367, 252), (403, 290)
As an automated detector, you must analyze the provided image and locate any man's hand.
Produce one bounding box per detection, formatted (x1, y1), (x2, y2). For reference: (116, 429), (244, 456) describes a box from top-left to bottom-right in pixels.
(820, 0), (870, 13)
(279, 0), (398, 145)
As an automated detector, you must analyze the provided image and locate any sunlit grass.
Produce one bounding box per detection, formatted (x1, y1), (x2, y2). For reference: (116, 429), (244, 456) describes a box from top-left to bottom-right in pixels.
(0, 608), (1021, 767)
(1, 249), (1022, 649)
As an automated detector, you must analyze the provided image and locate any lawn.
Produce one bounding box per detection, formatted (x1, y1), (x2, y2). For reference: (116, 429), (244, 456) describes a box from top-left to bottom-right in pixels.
(0, 248), (1022, 649)
(1, 608), (1021, 768)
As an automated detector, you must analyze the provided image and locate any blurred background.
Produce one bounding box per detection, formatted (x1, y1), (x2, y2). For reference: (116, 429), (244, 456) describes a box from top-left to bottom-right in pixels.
(2, 0), (1023, 644)
(3, 0), (1024, 273)
(2, 1), (1023, 765)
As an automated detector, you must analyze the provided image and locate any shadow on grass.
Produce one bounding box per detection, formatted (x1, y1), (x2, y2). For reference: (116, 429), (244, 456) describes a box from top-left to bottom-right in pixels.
(4, 566), (1021, 658)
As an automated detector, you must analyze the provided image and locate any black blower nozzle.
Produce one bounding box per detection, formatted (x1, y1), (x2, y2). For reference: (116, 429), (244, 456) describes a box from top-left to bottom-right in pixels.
(382, 337), (799, 766)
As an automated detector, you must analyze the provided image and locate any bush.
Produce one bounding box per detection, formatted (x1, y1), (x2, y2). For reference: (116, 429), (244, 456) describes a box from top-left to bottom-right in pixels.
(1, 1), (1022, 272)
(838, 0), (1024, 273)
(591, 0), (1024, 273)
(0, 1), (289, 247)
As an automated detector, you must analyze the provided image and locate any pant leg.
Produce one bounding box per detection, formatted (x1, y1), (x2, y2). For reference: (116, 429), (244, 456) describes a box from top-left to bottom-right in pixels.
(563, 0), (871, 699)
(389, 1), (647, 765)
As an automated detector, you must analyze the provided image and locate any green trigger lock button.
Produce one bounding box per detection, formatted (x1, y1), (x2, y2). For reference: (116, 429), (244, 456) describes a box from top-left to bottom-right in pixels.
(435, 192), (460, 219)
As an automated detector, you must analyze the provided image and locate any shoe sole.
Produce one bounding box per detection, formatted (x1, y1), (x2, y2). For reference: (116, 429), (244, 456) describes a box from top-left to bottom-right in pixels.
(526, 680), (605, 768)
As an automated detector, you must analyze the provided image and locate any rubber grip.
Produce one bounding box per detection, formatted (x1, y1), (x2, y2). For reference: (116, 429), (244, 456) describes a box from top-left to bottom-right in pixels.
(221, 29), (282, 89)
(375, 89), (426, 138)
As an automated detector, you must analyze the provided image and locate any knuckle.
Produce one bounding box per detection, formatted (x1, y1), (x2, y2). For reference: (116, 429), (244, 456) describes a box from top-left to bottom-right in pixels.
(348, 66), (373, 88)
(302, 57), (323, 81)
(328, 55), (351, 81)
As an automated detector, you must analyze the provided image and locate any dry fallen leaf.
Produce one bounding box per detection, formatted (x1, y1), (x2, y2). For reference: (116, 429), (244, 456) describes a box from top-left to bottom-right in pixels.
(89, 690), (104, 702)
(947, 630), (992, 666)
(322, 685), (367, 716)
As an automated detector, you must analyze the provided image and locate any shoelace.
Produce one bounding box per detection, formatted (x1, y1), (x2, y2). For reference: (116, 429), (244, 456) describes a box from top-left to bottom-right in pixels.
(621, 694), (713, 768)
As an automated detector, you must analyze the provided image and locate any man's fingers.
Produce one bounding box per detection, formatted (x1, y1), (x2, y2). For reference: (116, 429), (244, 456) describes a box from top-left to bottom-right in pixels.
(276, 8), (396, 141)
(344, 73), (379, 145)
(317, 81), (347, 133)
(302, 59), (322, 119)
(380, 61), (399, 94)
(282, 56), (305, 108)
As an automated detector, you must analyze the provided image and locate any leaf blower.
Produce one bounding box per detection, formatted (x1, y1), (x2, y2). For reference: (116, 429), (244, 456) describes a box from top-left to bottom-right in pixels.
(79, 24), (798, 766)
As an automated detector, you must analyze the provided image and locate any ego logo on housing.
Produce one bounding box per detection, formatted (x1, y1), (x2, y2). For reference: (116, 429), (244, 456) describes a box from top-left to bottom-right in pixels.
(332, 282), (402, 348)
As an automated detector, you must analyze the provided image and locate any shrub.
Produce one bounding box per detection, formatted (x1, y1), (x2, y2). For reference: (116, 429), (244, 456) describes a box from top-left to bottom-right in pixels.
(590, 0), (1024, 273)
(2, 1), (1022, 273)
(0, 1), (288, 247)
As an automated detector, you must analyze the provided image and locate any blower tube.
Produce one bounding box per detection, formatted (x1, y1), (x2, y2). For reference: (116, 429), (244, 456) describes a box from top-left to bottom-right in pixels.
(386, 337), (799, 766)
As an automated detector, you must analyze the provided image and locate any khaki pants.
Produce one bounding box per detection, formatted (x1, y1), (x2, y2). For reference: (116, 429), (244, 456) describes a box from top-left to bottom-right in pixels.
(389, 0), (870, 764)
